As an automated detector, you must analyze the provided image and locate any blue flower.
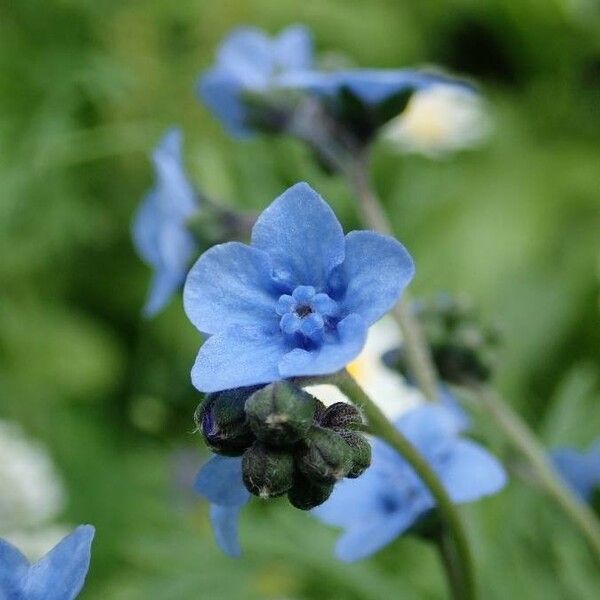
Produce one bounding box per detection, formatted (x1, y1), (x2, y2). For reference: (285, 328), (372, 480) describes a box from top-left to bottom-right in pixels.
(0, 525), (94, 600)
(197, 25), (313, 137)
(194, 455), (250, 557)
(312, 404), (506, 561)
(184, 182), (414, 393)
(551, 441), (600, 503)
(132, 128), (199, 317)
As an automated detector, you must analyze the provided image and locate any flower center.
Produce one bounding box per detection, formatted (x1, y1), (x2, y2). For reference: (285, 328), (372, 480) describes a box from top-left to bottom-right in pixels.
(276, 285), (339, 345)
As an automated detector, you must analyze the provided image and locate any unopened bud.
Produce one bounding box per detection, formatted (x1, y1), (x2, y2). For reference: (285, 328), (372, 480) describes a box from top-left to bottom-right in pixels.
(319, 402), (363, 430)
(242, 442), (294, 499)
(339, 430), (371, 478)
(296, 426), (352, 483)
(287, 472), (334, 511)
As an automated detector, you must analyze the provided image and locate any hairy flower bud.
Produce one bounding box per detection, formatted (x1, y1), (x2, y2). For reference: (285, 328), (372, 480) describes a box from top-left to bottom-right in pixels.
(287, 472), (334, 510)
(339, 430), (372, 478)
(319, 402), (363, 430)
(245, 382), (316, 446)
(194, 386), (259, 456)
(242, 442), (294, 498)
(296, 426), (352, 483)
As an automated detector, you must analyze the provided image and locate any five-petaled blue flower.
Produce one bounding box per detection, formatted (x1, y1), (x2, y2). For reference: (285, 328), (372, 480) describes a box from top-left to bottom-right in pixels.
(194, 455), (249, 557)
(184, 182), (415, 393)
(551, 441), (600, 503)
(197, 25), (313, 137)
(132, 128), (199, 317)
(312, 404), (506, 562)
(0, 525), (94, 600)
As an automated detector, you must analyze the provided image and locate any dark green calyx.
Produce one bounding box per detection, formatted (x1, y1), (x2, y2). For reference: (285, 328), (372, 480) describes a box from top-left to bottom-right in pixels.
(339, 430), (372, 478)
(313, 398), (327, 423)
(242, 442), (294, 499)
(245, 382), (316, 446)
(195, 386), (260, 456)
(288, 472), (334, 511)
(296, 426), (352, 483)
(319, 402), (363, 430)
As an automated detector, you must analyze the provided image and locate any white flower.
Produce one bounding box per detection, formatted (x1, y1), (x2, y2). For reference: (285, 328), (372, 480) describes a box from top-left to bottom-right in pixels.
(307, 317), (422, 420)
(384, 84), (491, 157)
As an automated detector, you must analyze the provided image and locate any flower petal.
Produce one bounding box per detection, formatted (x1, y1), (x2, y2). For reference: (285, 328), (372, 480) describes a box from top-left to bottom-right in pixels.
(132, 191), (162, 268)
(210, 504), (244, 558)
(278, 313), (367, 378)
(274, 25), (313, 70)
(0, 538), (28, 597)
(23, 525), (94, 600)
(551, 444), (600, 502)
(194, 455), (250, 507)
(440, 440), (507, 504)
(338, 231), (414, 325)
(191, 325), (289, 392)
(251, 183), (345, 290)
(143, 269), (183, 318)
(184, 242), (279, 335)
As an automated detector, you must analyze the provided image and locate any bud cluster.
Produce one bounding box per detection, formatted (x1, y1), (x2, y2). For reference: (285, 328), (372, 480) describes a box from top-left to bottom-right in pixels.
(194, 382), (371, 510)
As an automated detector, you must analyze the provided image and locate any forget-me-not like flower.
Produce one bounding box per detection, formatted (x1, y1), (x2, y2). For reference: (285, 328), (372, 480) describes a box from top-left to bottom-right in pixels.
(197, 25), (314, 137)
(184, 182), (414, 393)
(194, 455), (250, 557)
(551, 441), (600, 503)
(0, 525), (94, 600)
(313, 404), (506, 561)
(132, 128), (199, 317)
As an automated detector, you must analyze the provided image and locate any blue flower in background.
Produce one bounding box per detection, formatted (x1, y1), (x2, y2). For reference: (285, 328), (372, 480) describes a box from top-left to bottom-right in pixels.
(551, 442), (600, 503)
(313, 405), (506, 561)
(194, 455), (250, 557)
(132, 128), (199, 317)
(184, 182), (414, 393)
(0, 525), (94, 600)
(198, 25), (313, 137)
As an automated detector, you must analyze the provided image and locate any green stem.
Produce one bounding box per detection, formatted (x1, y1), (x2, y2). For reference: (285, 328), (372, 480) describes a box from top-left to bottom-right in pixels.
(472, 383), (600, 565)
(299, 370), (477, 600)
(436, 531), (465, 600)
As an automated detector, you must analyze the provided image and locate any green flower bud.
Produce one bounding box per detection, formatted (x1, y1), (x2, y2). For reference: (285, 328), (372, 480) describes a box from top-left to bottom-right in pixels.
(339, 430), (372, 478)
(296, 426), (352, 483)
(287, 472), (334, 511)
(245, 382), (316, 446)
(319, 402), (363, 430)
(242, 442), (294, 499)
(194, 386), (260, 456)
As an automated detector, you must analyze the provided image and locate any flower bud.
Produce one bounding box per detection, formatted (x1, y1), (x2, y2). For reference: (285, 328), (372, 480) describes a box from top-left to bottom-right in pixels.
(242, 442), (294, 499)
(245, 382), (316, 446)
(296, 426), (352, 483)
(339, 430), (372, 478)
(319, 402), (363, 431)
(287, 472), (334, 511)
(194, 386), (259, 456)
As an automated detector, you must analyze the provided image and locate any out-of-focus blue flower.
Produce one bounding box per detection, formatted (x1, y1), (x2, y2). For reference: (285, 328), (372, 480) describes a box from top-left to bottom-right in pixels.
(313, 405), (506, 562)
(132, 128), (199, 317)
(184, 182), (414, 393)
(194, 455), (250, 557)
(551, 442), (600, 503)
(0, 525), (94, 600)
(197, 25), (313, 137)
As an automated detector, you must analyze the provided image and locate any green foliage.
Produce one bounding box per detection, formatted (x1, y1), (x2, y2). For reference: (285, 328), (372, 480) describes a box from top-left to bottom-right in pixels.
(1, 0), (599, 598)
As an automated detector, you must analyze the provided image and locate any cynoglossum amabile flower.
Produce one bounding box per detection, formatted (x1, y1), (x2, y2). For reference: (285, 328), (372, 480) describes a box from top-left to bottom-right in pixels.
(0, 525), (94, 600)
(197, 25), (313, 137)
(184, 182), (415, 393)
(312, 404), (506, 562)
(132, 128), (199, 317)
(551, 441), (600, 503)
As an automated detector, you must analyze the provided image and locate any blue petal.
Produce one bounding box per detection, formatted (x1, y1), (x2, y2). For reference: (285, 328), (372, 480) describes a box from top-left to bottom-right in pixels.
(439, 386), (471, 430)
(338, 231), (414, 325)
(278, 313), (367, 378)
(23, 525), (94, 600)
(0, 538), (28, 598)
(251, 182), (345, 290)
(194, 455), (250, 507)
(143, 269), (183, 318)
(210, 505), (244, 558)
(334, 509), (417, 562)
(184, 242), (279, 335)
(439, 440), (507, 504)
(274, 25), (313, 70)
(552, 442), (600, 502)
(132, 191), (162, 267)
(191, 325), (289, 392)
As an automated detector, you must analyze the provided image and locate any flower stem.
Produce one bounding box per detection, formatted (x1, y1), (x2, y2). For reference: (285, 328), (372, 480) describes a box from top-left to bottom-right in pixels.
(299, 370), (476, 600)
(471, 383), (600, 565)
(436, 530), (465, 600)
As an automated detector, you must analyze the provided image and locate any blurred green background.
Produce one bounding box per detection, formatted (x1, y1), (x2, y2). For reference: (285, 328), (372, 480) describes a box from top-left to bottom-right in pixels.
(1, 0), (599, 598)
